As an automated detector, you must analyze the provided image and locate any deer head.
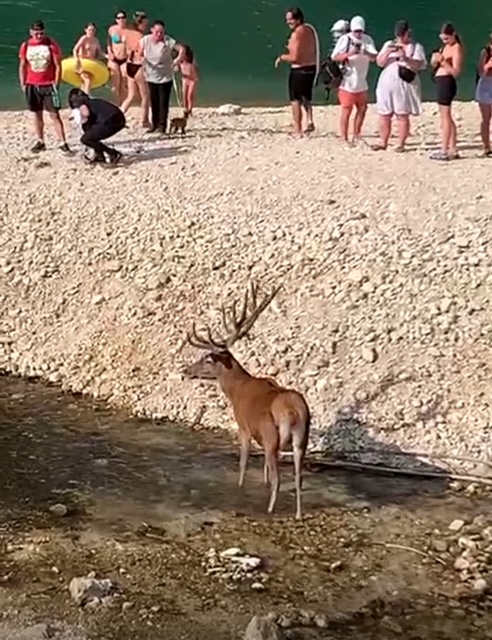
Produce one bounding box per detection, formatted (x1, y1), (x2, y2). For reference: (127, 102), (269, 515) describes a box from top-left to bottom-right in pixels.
(183, 282), (280, 381)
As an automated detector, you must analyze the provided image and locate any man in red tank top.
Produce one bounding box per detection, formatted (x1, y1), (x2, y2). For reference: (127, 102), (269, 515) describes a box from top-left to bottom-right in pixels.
(18, 20), (70, 153)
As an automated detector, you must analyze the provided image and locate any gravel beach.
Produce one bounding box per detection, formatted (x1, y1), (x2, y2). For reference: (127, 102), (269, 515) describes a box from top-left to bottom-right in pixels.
(1, 101), (492, 472)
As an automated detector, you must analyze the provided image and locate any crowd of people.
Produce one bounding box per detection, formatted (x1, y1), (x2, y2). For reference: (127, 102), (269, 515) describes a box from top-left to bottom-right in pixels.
(280, 7), (492, 160)
(17, 13), (199, 163)
(16, 8), (492, 164)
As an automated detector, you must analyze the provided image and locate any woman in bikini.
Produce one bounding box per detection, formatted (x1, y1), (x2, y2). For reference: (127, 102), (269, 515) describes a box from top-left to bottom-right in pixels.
(120, 12), (150, 128)
(178, 45), (199, 116)
(430, 23), (464, 161)
(107, 10), (128, 104)
(72, 23), (106, 95)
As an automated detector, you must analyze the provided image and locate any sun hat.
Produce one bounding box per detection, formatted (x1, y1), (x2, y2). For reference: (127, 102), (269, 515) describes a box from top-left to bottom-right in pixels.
(350, 16), (366, 32)
(330, 19), (349, 33)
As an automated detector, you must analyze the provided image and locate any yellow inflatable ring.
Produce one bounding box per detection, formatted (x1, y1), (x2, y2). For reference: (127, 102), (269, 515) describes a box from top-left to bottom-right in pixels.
(61, 57), (110, 89)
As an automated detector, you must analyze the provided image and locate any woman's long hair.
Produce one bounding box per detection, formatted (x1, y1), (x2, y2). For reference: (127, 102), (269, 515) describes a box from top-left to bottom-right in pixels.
(441, 22), (462, 45)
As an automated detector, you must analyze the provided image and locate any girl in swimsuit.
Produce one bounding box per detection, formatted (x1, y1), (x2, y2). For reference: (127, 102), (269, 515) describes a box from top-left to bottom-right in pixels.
(120, 12), (150, 128)
(178, 45), (199, 116)
(107, 10), (128, 103)
(72, 23), (106, 95)
(430, 23), (464, 161)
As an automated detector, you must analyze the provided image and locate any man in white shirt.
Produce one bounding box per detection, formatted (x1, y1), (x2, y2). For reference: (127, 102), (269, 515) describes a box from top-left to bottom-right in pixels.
(332, 15), (377, 143)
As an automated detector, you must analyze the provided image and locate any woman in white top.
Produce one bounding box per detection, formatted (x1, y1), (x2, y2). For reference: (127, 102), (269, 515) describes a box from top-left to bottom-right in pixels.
(373, 20), (427, 152)
(332, 15), (377, 143)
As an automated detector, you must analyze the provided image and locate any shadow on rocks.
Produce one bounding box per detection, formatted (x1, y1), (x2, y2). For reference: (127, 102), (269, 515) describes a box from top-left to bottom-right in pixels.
(125, 144), (190, 163)
(307, 373), (451, 507)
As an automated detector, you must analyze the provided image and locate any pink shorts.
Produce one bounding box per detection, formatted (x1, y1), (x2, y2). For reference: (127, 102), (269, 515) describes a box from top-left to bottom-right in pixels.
(338, 89), (368, 108)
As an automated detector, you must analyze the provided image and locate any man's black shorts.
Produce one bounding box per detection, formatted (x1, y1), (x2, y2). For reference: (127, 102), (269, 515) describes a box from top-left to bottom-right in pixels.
(25, 84), (61, 113)
(288, 65), (317, 103)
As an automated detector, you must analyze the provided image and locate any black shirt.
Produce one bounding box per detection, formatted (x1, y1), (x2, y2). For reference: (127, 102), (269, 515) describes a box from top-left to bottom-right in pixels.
(73, 97), (124, 125)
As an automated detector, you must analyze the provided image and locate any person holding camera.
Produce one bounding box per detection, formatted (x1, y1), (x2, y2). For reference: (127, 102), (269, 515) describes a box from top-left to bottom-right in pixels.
(331, 16), (377, 144)
(373, 20), (426, 152)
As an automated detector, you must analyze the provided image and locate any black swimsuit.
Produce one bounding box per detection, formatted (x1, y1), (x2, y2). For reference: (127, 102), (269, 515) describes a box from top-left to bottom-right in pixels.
(126, 62), (142, 79)
(433, 48), (458, 106)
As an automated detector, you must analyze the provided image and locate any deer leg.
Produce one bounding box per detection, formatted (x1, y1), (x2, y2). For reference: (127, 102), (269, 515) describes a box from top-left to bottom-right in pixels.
(263, 460), (269, 485)
(293, 441), (304, 520)
(238, 433), (251, 488)
(265, 449), (280, 514)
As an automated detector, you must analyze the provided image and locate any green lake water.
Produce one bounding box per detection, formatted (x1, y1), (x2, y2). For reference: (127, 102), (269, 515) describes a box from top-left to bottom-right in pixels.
(0, 0), (491, 108)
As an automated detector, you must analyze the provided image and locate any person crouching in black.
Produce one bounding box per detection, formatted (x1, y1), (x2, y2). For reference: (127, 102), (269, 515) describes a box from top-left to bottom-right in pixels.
(68, 88), (125, 165)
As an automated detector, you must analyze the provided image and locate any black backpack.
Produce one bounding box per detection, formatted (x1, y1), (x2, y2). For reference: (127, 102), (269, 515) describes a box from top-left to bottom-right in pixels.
(318, 36), (352, 93)
(476, 45), (492, 84)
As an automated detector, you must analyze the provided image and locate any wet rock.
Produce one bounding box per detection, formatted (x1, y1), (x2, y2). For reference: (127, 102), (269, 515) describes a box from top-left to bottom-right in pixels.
(314, 614), (329, 628)
(49, 503), (68, 517)
(433, 539), (448, 553)
(244, 616), (285, 640)
(276, 615), (293, 629)
(458, 536), (478, 552)
(454, 556), (470, 571)
(472, 577), (488, 595)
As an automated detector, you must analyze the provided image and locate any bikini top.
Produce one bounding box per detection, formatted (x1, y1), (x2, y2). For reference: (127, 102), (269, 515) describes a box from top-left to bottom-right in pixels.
(110, 31), (123, 44)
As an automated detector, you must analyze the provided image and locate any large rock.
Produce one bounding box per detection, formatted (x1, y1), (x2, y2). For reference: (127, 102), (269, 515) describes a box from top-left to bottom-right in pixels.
(244, 616), (285, 640)
(69, 575), (119, 607)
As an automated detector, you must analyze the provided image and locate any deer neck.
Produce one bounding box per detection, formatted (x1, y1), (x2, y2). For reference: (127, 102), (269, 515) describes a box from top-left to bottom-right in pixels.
(218, 355), (251, 403)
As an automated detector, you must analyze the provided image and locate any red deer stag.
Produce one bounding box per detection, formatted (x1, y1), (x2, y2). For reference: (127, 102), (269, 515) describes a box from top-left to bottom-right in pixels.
(183, 282), (310, 520)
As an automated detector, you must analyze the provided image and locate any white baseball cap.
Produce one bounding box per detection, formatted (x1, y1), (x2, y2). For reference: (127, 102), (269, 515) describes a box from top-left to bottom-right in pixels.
(330, 19), (349, 33)
(350, 16), (366, 32)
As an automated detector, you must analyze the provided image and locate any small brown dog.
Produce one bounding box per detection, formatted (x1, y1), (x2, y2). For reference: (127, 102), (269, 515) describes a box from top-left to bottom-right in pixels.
(169, 112), (189, 136)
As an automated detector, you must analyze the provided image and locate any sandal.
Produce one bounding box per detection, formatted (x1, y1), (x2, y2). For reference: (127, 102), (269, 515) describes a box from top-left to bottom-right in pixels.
(484, 149), (492, 157)
(429, 150), (449, 161)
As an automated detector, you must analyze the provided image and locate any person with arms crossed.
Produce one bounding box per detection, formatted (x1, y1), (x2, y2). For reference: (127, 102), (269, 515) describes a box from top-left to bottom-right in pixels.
(275, 7), (319, 137)
(18, 19), (70, 153)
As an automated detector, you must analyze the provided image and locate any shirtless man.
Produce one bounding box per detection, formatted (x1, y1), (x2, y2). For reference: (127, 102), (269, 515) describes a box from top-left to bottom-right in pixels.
(275, 7), (318, 136)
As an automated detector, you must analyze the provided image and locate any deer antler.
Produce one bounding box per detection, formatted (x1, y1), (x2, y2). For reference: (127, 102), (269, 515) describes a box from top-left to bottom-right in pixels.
(187, 282), (281, 352)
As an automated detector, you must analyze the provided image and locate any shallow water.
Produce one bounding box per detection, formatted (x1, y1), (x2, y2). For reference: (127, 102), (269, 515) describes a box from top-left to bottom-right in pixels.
(0, 373), (451, 532)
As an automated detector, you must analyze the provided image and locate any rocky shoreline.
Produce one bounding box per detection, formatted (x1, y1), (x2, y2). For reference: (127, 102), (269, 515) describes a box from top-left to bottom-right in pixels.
(1, 102), (492, 473)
